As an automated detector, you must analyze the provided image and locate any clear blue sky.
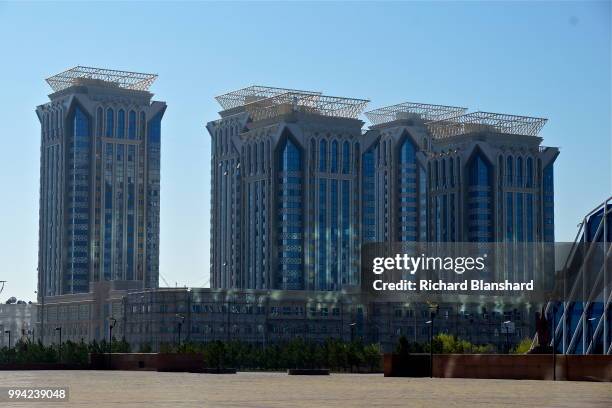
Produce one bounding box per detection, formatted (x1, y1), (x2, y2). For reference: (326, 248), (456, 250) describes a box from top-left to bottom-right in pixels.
(0, 1), (609, 302)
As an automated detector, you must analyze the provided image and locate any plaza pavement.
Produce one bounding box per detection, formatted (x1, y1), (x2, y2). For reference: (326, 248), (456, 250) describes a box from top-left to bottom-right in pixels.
(0, 371), (610, 408)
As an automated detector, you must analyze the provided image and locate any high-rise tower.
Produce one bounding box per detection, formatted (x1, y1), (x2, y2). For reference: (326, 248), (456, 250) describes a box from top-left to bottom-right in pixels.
(363, 104), (559, 282)
(363, 104), (558, 244)
(208, 90), (558, 291)
(36, 66), (166, 297)
(208, 86), (369, 290)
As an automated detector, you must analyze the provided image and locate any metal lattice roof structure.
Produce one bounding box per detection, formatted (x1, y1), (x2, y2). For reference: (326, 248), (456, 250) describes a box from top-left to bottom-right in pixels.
(244, 91), (369, 121)
(216, 86), (369, 120)
(364, 102), (468, 125)
(426, 111), (547, 138)
(46, 66), (158, 92)
(215, 86), (322, 110)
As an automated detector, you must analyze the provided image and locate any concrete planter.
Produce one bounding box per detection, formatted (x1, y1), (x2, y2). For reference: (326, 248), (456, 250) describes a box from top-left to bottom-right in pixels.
(89, 352), (205, 372)
(383, 353), (612, 381)
(383, 353), (430, 377)
(287, 368), (330, 375)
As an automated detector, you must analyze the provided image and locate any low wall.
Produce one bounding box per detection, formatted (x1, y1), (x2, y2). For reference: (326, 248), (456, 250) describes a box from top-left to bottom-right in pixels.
(385, 354), (612, 382)
(89, 353), (204, 372)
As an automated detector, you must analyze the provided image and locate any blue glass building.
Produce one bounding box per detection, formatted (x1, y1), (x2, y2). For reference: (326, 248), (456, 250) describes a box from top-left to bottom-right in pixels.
(363, 105), (558, 248)
(36, 67), (166, 297)
(209, 90), (559, 292)
(546, 197), (612, 355)
(361, 106), (561, 297)
(208, 87), (368, 290)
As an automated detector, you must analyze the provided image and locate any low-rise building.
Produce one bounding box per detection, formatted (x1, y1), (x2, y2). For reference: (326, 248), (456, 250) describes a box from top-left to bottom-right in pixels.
(0, 302), (38, 346)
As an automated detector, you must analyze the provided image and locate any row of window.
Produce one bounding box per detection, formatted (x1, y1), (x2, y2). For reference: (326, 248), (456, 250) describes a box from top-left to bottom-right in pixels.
(96, 107), (146, 140)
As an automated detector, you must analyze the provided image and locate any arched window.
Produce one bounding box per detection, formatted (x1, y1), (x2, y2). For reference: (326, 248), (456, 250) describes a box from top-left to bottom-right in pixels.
(506, 156), (513, 186)
(383, 141), (388, 166)
(117, 109), (125, 139)
(247, 144), (252, 174)
(456, 157), (461, 183)
(128, 110), (136, 139)
(342, 141), (350, 174)
(224, 128), (228, 154)
(441, 159), (447, 187)
(319, 139), (327, 171)
(517, 157), (523, 187)
(434, 160), (439, 188)
(139, 112), (146, 140)
(526, 157), (533, 188)
(331, 140), (339, 172)
(449, 157), (454, 187)
(105, 108), (114, 137)
(96, 107), (103, 136)
(310, 138), (316, 168)
(259, 141), (264, 173)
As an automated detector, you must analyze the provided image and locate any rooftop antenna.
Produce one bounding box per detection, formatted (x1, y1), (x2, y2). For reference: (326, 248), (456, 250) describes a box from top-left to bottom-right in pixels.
(0, 281), (6, 296)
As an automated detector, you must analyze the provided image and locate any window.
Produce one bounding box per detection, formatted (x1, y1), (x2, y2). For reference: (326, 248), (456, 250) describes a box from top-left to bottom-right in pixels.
(526, 157), (533, 188)
(506, 156), (513, 186)
(117, 109), (125, 139)
(342, 141), (350, 174)
(105, 108), (114, 137)
(128, 110), (136, 139)
(319, 139), (327, 171)
(331, 140), (338, 172)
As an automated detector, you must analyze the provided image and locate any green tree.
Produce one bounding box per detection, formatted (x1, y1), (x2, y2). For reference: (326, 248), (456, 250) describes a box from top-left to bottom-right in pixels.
(512, 338), (533, 354)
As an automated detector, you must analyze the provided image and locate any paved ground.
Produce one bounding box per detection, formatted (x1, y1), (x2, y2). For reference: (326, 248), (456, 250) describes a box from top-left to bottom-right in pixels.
(0, 371), (610, 408)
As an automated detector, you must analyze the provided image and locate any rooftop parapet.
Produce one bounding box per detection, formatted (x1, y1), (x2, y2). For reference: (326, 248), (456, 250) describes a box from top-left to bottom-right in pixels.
(365, 101), (468, 126)
(426, 111), (548, 139)
(46, 66), (158, 93)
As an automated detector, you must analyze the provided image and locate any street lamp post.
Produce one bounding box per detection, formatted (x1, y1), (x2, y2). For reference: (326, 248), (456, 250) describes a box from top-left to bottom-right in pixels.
(55, 327), (62, 362)
(427, 302), (439, 378)
(549, 305), (557, 381)
(109, 317), (117, 347)
(108, 317), (117, 370)
(176, 314), (185, 348)
(4, 330), (11, 350)
(587, 317), (596, 353)
(349, 322), (356, 343)
(503, 321), (512, 353)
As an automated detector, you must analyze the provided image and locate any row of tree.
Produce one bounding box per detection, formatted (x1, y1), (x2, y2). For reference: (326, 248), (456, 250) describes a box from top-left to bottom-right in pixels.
(0, 334), (531, 371)
(0, 338), (130, 365)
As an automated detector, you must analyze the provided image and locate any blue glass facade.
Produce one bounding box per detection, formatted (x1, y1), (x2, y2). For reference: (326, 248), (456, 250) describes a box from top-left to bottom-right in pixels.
(146, 112), (162, 289)
(277, 137), (303, 289)
(361, 148), (376, 243)
(317, 179), (327, 290)
(547, 199), (611, 355)
(543, 164), (554, 242)
(206, 91), (559, 296)
(38, 69), (165, 300)
(397, 136), (417, 242)
(66, 106), (90, 293)
(467, 153), (493, 242)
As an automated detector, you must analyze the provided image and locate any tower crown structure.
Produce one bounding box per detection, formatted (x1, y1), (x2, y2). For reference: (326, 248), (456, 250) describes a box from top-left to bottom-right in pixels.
(37, 66), (166, 297)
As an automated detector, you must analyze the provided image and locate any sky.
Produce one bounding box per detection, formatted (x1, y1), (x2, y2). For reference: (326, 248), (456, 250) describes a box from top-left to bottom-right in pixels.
(0, 1), (610, 302)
